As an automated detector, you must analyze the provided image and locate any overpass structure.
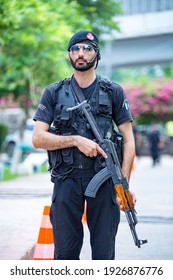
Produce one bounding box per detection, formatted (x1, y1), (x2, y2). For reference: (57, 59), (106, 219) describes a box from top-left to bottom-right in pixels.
(98, 0), (173, 75)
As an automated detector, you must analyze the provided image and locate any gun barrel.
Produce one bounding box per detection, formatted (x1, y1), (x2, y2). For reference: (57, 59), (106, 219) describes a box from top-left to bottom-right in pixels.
(125, 210), (148, 248)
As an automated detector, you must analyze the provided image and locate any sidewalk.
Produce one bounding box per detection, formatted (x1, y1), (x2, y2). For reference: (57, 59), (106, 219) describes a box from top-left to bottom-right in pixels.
(0, 173), (53, 260)
(0, 155), (173, 260)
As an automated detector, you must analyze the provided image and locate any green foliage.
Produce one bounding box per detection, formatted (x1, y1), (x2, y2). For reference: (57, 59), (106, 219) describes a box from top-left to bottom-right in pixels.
(0, 1), (82, 95)
(1, 163), (47, 181)
(0, 123), (8, 152)
(73, 0), (122, 34)
(0, 0), (121, 110)
(1, 165), (19, 181)
(163, 62), (173, 79)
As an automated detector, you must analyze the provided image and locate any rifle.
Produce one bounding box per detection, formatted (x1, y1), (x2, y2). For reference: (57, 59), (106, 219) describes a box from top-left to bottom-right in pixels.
(67, 100), (147, 248)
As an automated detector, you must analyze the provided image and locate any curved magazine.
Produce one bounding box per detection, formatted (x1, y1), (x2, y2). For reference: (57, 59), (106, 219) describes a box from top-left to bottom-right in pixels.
(84, 167), (111, 198)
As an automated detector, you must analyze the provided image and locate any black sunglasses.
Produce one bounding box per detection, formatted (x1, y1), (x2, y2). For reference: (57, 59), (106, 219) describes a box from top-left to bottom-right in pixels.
(70, 45), (94, 54)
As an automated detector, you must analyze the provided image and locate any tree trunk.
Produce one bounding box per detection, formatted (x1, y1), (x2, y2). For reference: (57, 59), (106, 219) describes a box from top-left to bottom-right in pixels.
(10, 79), (31, 174)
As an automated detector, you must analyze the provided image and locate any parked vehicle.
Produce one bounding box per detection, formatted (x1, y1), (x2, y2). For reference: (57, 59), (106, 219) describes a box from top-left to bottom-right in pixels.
(2, 118), (36, 158)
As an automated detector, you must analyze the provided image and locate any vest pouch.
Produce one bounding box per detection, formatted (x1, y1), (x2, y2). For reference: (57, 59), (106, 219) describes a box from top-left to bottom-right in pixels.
(47, 127), (62, 172)
(48, 132), (74, 181)
(47, 149), (62, 170)
(60, 133), (74, 166)
(61, 147), (73, 165)
(98, 89), (112, 116)
(54, 104), (73, 128)
(98, 104), (111, 115)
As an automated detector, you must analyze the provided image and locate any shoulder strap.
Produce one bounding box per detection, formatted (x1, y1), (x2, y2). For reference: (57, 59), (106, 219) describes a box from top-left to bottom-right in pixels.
(99, 77), (113, 93)
(54, 77), (71, 94)
(71, 76), (104, 139)
(71, 76), (86, 103)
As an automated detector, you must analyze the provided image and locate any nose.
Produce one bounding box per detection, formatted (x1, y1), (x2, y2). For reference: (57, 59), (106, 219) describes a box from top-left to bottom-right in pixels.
(78, 47), (85, 55)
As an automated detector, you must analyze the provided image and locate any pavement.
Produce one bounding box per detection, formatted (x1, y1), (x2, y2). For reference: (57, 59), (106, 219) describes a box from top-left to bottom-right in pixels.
(0, 155), (173, 260)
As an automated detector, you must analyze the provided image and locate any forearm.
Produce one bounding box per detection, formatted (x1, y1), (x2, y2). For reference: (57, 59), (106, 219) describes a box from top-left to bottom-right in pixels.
(32, 130), (78, 150)
(118, 122), (135, 182)
(32, 125), (107, 158)
(122, 139), (135, 182)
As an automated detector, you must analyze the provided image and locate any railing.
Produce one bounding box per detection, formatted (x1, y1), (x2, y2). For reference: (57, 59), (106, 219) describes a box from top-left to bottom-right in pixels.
(121, 0), (173, 15)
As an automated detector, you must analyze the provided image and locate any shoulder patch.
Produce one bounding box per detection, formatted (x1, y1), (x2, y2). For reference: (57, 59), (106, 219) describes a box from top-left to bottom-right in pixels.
(123, 99), (130, 110)
(38, 104), (46, 111)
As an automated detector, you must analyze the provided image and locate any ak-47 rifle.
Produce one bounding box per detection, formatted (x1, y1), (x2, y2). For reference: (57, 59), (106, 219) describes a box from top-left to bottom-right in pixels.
(67, 100), (147, 248)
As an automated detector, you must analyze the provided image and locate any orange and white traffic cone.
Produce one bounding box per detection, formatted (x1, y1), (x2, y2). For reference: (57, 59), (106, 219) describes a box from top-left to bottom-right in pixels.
(33, 203), (87, 260)
(82, 202), (87, 224)
(33, 206), (54, 260)
(131, 155), (136, 173)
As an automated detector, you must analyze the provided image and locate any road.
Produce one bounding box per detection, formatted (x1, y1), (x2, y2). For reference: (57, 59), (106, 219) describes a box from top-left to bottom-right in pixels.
(0, 155), (173, 260)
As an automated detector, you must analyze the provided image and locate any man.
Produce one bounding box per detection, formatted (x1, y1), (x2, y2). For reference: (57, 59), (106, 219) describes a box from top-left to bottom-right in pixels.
(148, 124), (161, 166)
(32, 30), (136, 260)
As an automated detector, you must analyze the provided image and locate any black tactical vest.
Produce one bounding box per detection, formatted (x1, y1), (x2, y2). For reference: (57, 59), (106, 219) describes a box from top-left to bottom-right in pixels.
(48, 76), (122, 180)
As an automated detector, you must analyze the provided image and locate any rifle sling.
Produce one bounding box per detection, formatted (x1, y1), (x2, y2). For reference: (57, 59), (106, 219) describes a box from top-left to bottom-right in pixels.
(71, 76), (103, 140)
(71, 76), (87, 103)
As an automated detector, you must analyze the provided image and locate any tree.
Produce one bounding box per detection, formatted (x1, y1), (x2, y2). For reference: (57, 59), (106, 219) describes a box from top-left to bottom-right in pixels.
(73, 0), (122, 34)
(0, 0), (122, 172)
(0, 0), (122, 104)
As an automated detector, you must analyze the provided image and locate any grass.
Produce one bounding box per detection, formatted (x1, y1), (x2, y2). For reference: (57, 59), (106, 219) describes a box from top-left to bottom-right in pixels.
(0, 162), (48, 182)
(2, 166), (19, 181)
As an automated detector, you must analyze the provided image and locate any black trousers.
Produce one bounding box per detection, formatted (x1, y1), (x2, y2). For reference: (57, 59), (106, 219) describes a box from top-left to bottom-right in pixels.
(50, 177), (120, 260)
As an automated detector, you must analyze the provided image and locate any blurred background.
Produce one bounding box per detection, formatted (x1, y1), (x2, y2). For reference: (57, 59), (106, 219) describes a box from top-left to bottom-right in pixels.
(0, 0), (173, 260)
(1, 0), (173, 178)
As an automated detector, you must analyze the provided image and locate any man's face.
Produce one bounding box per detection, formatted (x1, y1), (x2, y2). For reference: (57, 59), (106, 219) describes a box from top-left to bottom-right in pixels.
(68, 43), (97, 71)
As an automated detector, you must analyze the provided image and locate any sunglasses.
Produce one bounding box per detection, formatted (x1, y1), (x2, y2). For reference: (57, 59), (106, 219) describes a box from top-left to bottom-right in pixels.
(70, 45), (94, 54)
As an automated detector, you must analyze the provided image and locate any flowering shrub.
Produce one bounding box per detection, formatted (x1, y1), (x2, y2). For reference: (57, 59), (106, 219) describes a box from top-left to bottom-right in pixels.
(124, 78), (173, 124)
(1, 77), (173, 124)
(0, 94), (33, 109)
(0, 95), (19, 109)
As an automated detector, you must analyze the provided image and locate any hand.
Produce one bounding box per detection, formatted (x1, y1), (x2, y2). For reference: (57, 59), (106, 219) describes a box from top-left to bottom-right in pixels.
(75, 136), (107, 158)
(130, 191), (137, 205)
(116, 190), (137, 211)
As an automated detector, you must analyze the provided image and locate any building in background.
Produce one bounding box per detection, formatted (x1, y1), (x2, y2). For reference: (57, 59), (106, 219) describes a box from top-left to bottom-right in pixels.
(98, 0), (173, 78)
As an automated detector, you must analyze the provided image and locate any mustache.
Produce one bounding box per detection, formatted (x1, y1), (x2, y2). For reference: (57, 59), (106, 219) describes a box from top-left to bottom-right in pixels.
(75, 58), (87, 63)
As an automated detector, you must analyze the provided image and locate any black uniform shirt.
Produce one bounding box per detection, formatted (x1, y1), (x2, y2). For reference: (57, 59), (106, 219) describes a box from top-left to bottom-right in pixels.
(34, 77), (133, 126)
(33, 77), (133, 178)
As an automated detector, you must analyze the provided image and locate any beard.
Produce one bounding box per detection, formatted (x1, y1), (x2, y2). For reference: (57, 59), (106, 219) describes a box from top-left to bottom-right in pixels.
(69, 56), (96, 72)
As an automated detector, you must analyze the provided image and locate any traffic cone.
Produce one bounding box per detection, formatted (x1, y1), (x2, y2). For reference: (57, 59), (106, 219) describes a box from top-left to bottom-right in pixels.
(82, 202), (87, 224)
(33, 204), (87, 260)
(33, 206), (54, 260)
(131, 155), (136, 173)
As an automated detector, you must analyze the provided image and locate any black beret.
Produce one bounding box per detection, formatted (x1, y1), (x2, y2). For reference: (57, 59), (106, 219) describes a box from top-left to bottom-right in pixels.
(67, 30), (99, 51)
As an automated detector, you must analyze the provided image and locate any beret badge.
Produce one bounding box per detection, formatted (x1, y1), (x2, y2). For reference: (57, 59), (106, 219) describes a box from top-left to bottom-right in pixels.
(86, 32), (94, 41)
